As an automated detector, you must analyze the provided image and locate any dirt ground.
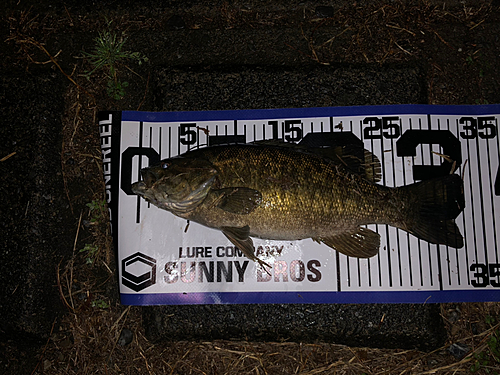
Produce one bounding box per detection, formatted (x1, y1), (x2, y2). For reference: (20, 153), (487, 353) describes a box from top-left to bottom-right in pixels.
(2, 0), (500, 374)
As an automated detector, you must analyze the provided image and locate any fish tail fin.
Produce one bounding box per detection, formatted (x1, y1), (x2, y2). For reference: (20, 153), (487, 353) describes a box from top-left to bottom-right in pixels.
(400, 174), (465, 248)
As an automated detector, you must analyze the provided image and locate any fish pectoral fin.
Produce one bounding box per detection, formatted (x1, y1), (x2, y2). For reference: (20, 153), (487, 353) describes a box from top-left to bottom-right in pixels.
(221, 226), (271, 270)
(212, 188), (262, 215)
(315, 227), (380, 258)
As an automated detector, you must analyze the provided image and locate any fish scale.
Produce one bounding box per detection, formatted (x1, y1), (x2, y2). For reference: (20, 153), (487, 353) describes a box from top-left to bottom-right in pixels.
(207, 146), (373, 233)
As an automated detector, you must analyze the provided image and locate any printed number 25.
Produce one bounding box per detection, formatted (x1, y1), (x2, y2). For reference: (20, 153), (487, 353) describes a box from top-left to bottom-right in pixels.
(363, 117), (401, 139)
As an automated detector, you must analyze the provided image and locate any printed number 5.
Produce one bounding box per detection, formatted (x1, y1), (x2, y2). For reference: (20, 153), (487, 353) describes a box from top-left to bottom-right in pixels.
(180, 123), (197, 145)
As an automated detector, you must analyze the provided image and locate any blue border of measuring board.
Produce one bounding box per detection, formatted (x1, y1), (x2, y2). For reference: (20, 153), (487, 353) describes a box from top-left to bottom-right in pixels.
(118, 104), (500, 305)
(122, 104), (500, 122)
(121, 290), (500, 305)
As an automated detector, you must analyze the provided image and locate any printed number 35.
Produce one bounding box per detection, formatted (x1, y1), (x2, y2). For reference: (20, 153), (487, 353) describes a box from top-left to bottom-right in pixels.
(470, 263), (500, 287)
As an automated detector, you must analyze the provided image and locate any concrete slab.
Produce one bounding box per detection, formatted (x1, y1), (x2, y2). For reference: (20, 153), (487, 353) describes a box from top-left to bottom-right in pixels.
(142, 65), (445, 350)
(144, 303), (446, 350)
(152, 65), (425, 111)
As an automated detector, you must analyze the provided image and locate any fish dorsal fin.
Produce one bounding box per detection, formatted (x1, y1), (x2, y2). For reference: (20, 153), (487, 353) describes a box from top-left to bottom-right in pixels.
(312, 145), (382, 183)
(363, 149), (382, 182)
(251, 139), (283, 146)
(252, 140), (381, 182)
(251, 139), (305, 149)
(211, 187), (262, 215)
(314, 226), (380, 258)
(221, 226), (271, 269)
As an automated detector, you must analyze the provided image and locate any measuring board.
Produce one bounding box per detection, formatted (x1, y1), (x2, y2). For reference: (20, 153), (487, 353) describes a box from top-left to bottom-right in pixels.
(99, 105), (500, 305)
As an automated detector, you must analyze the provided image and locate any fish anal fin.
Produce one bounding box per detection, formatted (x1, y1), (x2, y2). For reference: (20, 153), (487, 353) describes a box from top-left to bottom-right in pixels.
(221, 226), (271, 270)
(315, 227), (380, 258)
(212, 187), (262, 215)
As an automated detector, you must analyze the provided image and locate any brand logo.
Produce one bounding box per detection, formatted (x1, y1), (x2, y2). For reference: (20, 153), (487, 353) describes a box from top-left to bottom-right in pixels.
(122, 252), (157, 292)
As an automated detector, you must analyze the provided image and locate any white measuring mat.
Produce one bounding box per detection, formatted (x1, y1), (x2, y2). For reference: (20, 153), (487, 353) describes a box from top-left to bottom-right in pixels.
(99, 105), (500, 305)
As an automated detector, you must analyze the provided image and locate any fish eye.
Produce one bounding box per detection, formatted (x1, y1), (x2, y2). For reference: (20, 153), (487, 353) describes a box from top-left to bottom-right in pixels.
(161, 162), (169, 169)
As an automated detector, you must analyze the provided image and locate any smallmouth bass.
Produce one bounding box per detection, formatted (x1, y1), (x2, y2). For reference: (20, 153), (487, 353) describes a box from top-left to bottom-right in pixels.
(131, 142), (465, 267)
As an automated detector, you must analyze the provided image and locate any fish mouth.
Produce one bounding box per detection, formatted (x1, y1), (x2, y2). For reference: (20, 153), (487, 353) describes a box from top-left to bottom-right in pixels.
(131, 181), (147, 196)
(131, 168), (158, 196)
(141, 169), (157, 188)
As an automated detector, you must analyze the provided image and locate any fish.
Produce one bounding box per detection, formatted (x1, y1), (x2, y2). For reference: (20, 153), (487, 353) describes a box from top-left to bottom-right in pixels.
(131, 142), (465, 268)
